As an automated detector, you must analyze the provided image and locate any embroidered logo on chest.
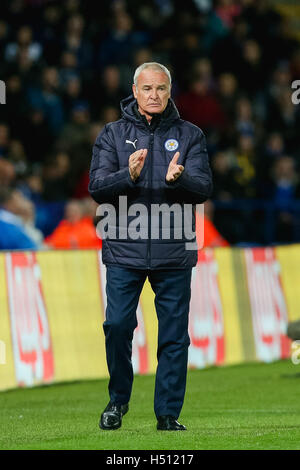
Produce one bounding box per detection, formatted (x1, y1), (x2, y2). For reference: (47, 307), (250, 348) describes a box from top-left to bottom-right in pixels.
(164, 139), (179, 151)
(126, 139), (138, 149)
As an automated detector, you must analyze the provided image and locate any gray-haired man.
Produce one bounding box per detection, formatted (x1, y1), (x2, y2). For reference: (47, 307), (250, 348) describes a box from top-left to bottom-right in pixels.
(89, 63), (212, 431)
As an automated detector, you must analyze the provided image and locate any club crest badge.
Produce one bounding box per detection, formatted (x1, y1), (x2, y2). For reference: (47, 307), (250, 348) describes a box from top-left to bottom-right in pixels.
(164, 139), (179, 152)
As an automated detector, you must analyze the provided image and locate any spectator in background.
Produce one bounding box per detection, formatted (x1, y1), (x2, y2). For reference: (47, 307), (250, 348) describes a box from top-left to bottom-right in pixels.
(215, 0), (242, 29)
(196, 200), (230, 250)
(89, 66), (125, 119)
(27, 66), (64, 136)
(270, 156), (299, 206)
(59, 50), (79, 86)
(264, 132), (285, 160)
(232, 133), (257, 199)
(268, 63), (292, 103)
(59, 100), (90, 149)
(0, 74), (28, 137)
(216, 72), (240, 143)
(172, 30), (204, 84)
(73, 121), (104, 199)
(101, 66), (125, 107)
(234, 96), (256, 138)
(0, 20), (9, 63)
(57, 101), (92, 190)
(0, 187), (37, 250)
(61, 74), (84, 120)
(211, 151), (239, 201)
(198, 3), (229, 53)
(6, 139), (27, 178)
(101, 105), (120, 124)
(98, 10), (150, 67)
(266, 64), (300, 154)
(253, 7), (298, 70)
(41, 4), (64, 65)
(21, 106), (53, 163)
(45, 199), (102, 249)
(0, 157), (15, 188)
(238, 39), (266, 98)
(5, 25), (42, 64)
(61, 13), (93, 72)
(210, 150), (242, 243)
(256, 132), (286, 188)
(0, 123), (10, 157)
(17, 171), (44, 205)
(176, 75), (227, 136)
(290, 47), (300, 81)
(268, 156), (300, 242)
(211, 15), (248, 76)
(133, 48), (154, 69)
(17, 195), (44, 248)
(192, 58), (216, 92)
(10, 45), (38, 87)
(42, 151), (73, 201)
(267, 87), (300, 154)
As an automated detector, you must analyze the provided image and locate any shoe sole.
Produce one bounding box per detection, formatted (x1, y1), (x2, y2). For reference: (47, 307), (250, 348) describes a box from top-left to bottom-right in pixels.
(100, 421), (121, 430)
(157, 428), (187, 431)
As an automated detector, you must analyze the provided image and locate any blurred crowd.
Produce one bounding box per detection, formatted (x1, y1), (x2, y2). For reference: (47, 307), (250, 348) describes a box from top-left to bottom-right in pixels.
(0, 0), (300, 249)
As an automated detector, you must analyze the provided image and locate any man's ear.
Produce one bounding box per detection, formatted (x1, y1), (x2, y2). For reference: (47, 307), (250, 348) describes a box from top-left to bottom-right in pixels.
(132, 84), (137, 99)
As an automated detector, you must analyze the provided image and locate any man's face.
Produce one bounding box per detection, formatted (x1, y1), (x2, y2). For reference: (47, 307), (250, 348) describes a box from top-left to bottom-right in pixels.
(132, 69), (171, 117)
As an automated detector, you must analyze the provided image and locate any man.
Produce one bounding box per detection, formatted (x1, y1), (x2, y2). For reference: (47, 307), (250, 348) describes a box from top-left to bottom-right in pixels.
(89, 62), (212, 431)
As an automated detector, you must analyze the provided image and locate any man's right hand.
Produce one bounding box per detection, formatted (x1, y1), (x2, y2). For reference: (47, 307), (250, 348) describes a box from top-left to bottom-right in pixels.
(129, 149), (147, 182)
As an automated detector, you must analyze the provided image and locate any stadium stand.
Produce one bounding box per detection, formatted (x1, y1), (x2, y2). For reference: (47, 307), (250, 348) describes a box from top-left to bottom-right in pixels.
(0, 0), (299, 247)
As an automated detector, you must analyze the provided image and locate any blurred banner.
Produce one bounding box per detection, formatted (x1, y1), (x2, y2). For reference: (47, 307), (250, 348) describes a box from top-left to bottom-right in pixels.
(1, 246), (300, 391)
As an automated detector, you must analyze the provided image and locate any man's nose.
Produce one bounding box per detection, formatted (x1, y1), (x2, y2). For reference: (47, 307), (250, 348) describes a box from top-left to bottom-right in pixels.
(150, 89), (159, 100)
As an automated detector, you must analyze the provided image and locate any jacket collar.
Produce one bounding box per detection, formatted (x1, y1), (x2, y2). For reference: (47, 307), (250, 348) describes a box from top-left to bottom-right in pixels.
(120, 94), (180, 131)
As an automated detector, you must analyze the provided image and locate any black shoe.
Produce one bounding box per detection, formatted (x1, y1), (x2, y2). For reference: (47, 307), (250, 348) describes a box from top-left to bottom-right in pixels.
(99, 402), (129, 430)
(157, 415), (187, 431)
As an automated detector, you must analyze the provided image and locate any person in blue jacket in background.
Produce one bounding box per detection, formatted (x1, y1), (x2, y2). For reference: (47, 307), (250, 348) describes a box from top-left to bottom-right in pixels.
(89, 62), (212, 431)
(0, 187), (37, 251)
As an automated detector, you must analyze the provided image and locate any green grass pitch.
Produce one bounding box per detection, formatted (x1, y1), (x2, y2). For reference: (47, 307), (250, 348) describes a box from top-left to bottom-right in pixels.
(1, 360), (300, 450)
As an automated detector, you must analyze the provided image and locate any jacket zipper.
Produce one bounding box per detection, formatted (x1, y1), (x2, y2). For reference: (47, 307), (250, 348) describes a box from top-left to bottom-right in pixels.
(147, 131), (154, 269)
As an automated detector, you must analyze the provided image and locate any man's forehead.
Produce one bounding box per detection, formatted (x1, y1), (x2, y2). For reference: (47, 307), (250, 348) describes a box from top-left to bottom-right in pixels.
(137, 69), (169, 86)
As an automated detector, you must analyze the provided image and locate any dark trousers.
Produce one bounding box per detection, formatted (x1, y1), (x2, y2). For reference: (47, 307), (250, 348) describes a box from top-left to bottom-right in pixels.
(103, 266), (192, 419)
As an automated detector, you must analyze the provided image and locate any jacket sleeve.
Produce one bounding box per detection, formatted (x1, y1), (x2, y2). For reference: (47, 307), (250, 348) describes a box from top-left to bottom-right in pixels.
(165, 128), (213, 204)
(88, 124), (137, 204)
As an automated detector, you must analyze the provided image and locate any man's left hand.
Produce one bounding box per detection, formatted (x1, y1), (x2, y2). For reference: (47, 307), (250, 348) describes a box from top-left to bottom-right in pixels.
(166, 152), (184, 182)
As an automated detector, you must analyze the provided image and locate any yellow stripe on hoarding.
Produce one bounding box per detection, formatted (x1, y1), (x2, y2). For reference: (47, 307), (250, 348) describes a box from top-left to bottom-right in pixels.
(232, 249), (256, 362)
(276, 245), (300, 323)
(214, 247), (244, 365)
(36, 250), (107, 383)
(0, 254), (16, 391)
(140, 279), (157, 375)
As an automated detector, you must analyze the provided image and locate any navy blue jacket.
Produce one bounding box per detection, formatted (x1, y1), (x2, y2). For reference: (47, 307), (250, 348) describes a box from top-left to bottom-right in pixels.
(89, 95), (212, 269)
